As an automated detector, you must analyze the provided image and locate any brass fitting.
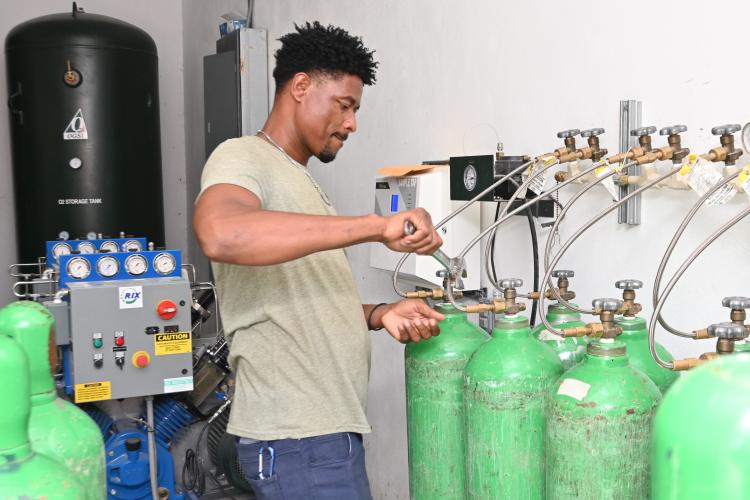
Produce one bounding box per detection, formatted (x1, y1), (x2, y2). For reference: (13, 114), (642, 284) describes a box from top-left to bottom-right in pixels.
(406, 288), (458, 300)
(615, 281), (643, 317)
(554, 171), (569, 182)
(580, 128), (608, 163)
(498, 284), (526, 315)
(693, 328), (711, 340)
(671, 357), (706, 371)
(635, 146), (673, 165)
(561, 322), (620, 338)
(706, 125), (742, 166)
(465, 301), (511, 314)
(716, 338), (736, 355)
(606, 146), (646, 165)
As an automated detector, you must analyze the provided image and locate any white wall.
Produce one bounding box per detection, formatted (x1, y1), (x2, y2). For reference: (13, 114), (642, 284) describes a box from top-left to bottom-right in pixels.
(0, 0), (187, 305)
(254, 1), (750, 498)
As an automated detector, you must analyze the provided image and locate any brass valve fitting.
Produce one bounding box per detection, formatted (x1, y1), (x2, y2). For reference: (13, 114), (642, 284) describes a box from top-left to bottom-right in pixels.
(615, 279), (643, 317)
(671, 357), (706, 371)
(406, 288), (459, 300)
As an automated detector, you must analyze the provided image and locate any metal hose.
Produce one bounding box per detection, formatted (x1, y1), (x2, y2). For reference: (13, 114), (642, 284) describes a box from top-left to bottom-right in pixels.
(651, 171), (741, 337)
(146, 395), (159, 499)
(537, 165), (684, 336)
(648, 206), (750, 369)
(391, 158), (535, 297)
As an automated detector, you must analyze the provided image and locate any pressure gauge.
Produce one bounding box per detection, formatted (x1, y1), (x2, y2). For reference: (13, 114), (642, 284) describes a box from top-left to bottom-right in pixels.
(153, 253), (176, 275)
(100, 240), (119, 253)
(122, 239), (143, 252)
(742, 122), (750, 155)
(463, 164), (477, 192)
(66, 257), (91, 280)
(52, 242), (72, 260)
(77, 241), (96, 254)
(96, 256), (119, 278)
(125, 254), (148, 276)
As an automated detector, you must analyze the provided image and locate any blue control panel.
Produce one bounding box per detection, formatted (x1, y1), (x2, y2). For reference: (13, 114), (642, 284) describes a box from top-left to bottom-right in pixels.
(58, 250), (182, 287)
(46, 237), (149, 266)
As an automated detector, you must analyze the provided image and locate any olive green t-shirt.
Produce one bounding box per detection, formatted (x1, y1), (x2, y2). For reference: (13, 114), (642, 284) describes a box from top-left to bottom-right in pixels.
(199, 136), (371, 440)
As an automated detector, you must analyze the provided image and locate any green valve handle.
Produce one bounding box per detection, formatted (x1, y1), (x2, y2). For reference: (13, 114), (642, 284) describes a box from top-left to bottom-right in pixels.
(707, 322), (748, 340)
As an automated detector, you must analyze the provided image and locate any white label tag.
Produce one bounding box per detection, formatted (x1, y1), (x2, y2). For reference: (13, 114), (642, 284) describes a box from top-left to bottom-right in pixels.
(538, 329), (562, 341)
(706, 184), (737, 206)
(594, 163), (619, 200)
(163, 376), (194, 394)
(118, 286), (143, 309)
(63, 108), (88, 140)
(557, 378), (591, 401)
(685, 158), (724, 197)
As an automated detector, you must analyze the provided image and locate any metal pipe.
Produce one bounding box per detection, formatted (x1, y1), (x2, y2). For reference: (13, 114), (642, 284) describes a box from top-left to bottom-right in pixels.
(145, 395), (159, 500)
(391, 157), (535, 297)
(651, 171), (741, 337)
(648, 206), (750, 369)
(537, 165), (684, 336)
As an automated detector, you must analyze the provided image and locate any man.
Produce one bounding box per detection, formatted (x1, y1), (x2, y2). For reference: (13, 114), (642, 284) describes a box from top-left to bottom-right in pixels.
(194, 22), (444, 499)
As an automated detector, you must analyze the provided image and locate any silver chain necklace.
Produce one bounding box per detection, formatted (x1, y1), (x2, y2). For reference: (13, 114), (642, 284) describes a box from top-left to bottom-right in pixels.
(256, 130), (332, 206)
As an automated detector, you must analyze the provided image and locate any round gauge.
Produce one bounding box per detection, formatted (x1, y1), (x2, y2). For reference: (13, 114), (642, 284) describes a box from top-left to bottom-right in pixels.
(463, 164), (477, 192)
(77, 241), (96, 254)
(122, 239), (143, 252)
(100, 240), (119, 253)
(153, 253), (176, 275)
(52, 242), (72, 260)
(66, 257), (91, 280)
(96, 256), (119, 278)
(125, 254), (148, 276)
(742, 122), (750, 156)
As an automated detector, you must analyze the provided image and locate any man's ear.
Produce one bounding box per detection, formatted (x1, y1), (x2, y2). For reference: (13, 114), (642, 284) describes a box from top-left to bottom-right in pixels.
(289, 72), (312, 103)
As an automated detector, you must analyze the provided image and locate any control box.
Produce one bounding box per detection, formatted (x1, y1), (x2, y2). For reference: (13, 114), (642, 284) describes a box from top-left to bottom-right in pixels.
(370, 167), (481, 290)
(67, 276), (194, 403)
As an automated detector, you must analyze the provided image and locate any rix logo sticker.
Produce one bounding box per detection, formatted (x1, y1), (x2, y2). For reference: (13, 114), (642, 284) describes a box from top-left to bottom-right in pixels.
(119, 286), (143, 309)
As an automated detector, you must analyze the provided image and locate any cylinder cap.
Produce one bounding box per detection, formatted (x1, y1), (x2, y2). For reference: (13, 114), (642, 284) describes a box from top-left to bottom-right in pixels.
(587, 339), (627, 357)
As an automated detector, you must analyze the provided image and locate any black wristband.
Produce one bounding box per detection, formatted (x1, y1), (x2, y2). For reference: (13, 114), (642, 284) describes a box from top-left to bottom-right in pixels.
(367, 303), (388, 331)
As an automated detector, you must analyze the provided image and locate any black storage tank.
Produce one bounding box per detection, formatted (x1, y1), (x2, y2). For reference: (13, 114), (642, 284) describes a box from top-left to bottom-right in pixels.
(5, 4), (165, 263)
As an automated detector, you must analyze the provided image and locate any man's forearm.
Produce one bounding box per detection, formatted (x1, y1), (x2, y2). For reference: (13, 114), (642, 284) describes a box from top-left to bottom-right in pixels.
(200, 209), (386, 266)
(363, 303), (394, 330)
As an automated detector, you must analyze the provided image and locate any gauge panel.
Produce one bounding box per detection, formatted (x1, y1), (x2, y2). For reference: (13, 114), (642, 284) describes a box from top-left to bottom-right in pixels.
(44, 237), (147, 267)
(57, 250), (182, 287)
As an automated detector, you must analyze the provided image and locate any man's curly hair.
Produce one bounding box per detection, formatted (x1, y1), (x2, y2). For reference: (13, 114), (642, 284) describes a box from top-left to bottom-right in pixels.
(273, 22), (378, 91)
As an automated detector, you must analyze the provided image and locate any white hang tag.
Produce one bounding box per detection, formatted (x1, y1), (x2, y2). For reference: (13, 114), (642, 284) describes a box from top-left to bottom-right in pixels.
(736, 165), (750, 204)
(680, 155), (725, 197)
(594, 162), (619, 201)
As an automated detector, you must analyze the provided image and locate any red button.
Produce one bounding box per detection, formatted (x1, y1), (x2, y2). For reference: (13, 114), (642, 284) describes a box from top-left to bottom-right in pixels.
(157, 300), (177, 320)
(115, 337), (125, 346)
(134, 354), (150, 368)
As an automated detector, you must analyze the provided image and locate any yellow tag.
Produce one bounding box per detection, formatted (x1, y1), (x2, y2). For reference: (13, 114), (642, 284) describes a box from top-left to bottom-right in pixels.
(154, 332), (192, 356)
(686, 153), (699, 165)
(595, 166), (608, 176)
(738, 165), (750, 186)
(678, 164), (692, 177)
(74, 381), (112, 403)
(541, 155), (557, 166)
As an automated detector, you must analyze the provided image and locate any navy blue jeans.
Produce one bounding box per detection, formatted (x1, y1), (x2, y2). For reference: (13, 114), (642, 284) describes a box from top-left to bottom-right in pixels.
(236, 432), (372, 500)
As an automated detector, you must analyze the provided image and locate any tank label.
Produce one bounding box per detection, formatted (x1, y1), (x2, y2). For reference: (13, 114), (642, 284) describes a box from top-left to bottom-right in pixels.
(557, 378), (591, 401)
(164, 376), (194, 394)
(74, 381), (112, 403)
(63, 108), (89, 140)
(154, 332), (192, 355)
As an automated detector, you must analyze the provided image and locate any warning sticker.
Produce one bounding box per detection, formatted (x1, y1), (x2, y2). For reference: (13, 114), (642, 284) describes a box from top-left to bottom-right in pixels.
(164, 376), (194, 394)
(557, 378), (591, 401)
(63, 108), (88, 140)
(74, 381), (112, 403)
(154, 332), (192, 356)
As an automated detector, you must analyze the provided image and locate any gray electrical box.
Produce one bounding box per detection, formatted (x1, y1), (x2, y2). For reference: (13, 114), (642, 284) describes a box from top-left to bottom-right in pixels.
(67, 277), (194, 402)
(204, 28), (269, 159)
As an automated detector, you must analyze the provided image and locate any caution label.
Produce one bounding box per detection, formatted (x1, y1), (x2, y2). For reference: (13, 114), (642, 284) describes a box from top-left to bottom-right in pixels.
(74, 381), (112, 403)
(154, 332), (191, 356)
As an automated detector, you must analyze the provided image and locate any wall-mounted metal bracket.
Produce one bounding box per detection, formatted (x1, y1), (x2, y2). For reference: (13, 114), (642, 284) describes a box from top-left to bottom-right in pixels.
(618, 100), (642, 225)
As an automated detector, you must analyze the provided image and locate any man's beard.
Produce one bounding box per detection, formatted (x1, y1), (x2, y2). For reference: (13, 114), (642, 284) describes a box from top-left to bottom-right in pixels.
(316, 150), (337, 163)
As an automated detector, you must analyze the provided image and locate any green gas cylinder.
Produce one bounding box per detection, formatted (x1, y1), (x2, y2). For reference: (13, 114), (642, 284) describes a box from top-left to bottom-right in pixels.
(405, 302), (487, 499)
(532, 302), (587, 370)
(615, 316), (678, 394)
(652, 353), (750, 499)
(0, 334), (86, 498)
(735, 340), (750, 352)
(464, 313), (563, 499)
(546, 339), (661, 499)
(0, 301), (106, 499)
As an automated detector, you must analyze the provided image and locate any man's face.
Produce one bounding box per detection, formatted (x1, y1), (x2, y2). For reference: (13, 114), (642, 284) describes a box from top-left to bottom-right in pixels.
(297, 73), (363, 163)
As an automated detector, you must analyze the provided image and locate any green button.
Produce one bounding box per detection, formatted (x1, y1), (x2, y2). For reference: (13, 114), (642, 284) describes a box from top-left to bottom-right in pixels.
(93, 338), (103, 348)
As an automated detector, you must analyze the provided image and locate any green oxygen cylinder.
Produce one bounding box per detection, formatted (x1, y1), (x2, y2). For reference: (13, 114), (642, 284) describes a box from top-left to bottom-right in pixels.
(0, 301), (106, 499)
(464, 312), (563, 499)
(0, 334), (87, 498)
(532, 302), (587, 370)
(652, 352), (750, 499)
(546, 339), (661, 499)
(532, 270), (587, 369)
(614, 279), (678, 394)
(615, 316), (678, 394)
(405, 302), (488, 499)
(735, 340), (750, 352)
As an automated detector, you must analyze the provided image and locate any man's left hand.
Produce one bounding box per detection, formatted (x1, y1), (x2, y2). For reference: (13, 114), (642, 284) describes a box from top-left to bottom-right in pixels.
(380, 299), (444, 343)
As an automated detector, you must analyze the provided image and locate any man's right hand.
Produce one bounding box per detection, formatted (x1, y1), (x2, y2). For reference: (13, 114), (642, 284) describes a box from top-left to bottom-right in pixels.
(381, 208), (443, 255)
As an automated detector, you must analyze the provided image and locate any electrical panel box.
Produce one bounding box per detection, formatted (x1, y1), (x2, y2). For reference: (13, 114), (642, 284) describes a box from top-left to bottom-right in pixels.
(370, 167), (481, 290)
(66, 276), (194, 403)
(204, 28), (269, 159)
